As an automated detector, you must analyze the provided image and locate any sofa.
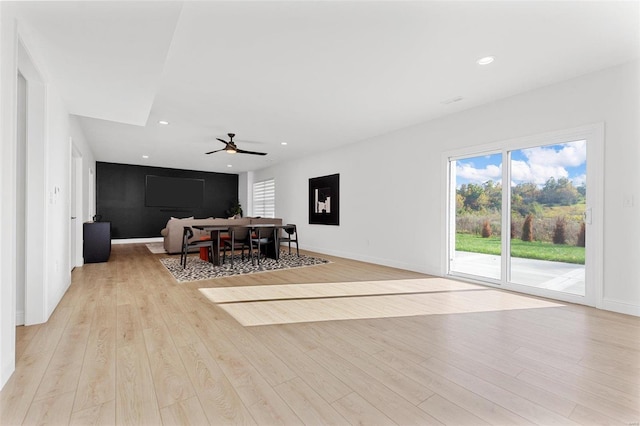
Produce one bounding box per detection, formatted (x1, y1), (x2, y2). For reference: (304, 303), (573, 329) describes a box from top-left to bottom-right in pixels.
(160, 216), (283, 254)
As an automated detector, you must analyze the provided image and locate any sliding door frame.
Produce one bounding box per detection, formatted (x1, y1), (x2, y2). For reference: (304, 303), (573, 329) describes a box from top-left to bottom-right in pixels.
(441, 123), (604, 307)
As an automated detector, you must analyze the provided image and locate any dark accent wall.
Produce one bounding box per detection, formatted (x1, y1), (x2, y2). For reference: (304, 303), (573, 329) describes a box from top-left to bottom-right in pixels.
(96, 162), (238, 239)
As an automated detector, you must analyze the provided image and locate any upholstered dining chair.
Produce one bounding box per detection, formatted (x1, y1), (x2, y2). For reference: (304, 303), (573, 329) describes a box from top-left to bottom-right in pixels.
(223, 226), (251, 267)
(180, 226), (213, 269)
(279, 224), (299, 256)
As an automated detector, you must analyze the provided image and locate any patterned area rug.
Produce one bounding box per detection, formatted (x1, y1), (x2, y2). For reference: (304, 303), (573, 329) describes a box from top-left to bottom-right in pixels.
(160, 251), (330, 282)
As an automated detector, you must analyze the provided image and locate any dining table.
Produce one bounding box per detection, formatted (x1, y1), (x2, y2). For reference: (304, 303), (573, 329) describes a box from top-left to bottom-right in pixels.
(192, 224), (285, 266)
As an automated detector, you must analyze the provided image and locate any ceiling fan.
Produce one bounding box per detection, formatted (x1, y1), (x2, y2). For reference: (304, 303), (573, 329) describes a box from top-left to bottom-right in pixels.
(205, 133), (267, 156)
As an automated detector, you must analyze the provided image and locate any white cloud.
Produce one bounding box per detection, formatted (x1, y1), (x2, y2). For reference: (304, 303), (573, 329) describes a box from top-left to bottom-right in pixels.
(511, 159), (569, 185)
(530, 163), (569, 184)
(456, 162), (501, 183)
(522, 140), (586, 168)
(511, 160), (533, 182)
(510, 140), (585, 186)
(458, 141), (586, 187)
(571, 173), (587, 187)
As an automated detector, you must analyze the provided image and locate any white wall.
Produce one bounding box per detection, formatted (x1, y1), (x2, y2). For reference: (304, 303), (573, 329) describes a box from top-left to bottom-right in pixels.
(0, 0), (17, 389)
(253, 60), (640, 316)
(44, 83), (73, 312)
(0, 5), (97, 389)
(238, 171), (249, 217)
(70, 117), (97, 221)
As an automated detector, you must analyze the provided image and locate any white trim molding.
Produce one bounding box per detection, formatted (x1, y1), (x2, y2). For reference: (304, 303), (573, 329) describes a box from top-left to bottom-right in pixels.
(442, 123), (605, 310)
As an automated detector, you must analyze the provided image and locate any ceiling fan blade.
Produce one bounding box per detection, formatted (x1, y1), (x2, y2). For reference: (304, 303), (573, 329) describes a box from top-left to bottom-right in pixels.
(236, 148), (267, 156)
(216, 138), (228, 144)
(205, 148), (225, 154)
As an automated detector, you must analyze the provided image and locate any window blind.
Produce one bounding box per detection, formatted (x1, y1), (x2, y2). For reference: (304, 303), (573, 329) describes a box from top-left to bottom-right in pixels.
(252, 178), (275, 218)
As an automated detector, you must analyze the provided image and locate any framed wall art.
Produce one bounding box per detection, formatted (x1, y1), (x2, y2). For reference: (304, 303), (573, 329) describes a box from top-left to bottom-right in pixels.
(309, 173), (339, 225)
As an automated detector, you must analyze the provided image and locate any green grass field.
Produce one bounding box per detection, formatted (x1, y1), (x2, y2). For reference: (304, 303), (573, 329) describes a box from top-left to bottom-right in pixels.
(456, 233), (585, 265)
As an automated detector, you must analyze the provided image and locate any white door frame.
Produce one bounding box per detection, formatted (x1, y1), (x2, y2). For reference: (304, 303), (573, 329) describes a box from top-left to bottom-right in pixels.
(15, 72), (26, 326)
(442, 123), (604, 307)
(18, 38), (48, 326)
(70, 141), (83, 269)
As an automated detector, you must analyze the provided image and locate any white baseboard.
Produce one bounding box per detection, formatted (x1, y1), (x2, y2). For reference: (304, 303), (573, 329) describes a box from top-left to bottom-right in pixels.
(301, 244), (433, 276)
(601, 298), (640, 317)
(1, 358), (15, 391)
(112, 237), (163, 245)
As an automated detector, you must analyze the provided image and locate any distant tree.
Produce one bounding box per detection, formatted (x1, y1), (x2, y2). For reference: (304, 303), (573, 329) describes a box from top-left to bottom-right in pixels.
(481, 220), (492, 238)
(522, 214), (534, 242)
(540, 177), (579, 206)
(555, 178), (580, 205)
(456, 181), (503, 213)
(458, 183), (482, 210)
(552, 217), (567, 245)
(458, 183), (485, 211)
(477, 192), (490, 211)
(483, 180), (502, 211)
(513, 182), (540, 204)
(512, 182), (541, 215)
(456, 193), (465, 212)
(577, 183), (587, 198)
(511, 192), (524, 212)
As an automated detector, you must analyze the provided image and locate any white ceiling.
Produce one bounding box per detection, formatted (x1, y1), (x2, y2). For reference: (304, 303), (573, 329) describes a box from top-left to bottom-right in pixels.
(13, 1), (640, 173)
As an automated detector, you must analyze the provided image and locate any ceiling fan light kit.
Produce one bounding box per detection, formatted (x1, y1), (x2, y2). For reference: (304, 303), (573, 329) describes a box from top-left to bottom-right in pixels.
(205, 133), (267, 156)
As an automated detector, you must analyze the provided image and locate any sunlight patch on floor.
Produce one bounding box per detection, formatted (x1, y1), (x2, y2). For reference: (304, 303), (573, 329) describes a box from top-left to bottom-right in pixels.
(199, 278), (565, 326)
(199, 278), (481, 303)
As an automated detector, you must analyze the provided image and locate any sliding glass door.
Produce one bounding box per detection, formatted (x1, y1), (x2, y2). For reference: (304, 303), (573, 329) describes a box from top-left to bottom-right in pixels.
(446, 126), (601, 305)
(508, 142), (586, 295)
(449, 152), (503, 282)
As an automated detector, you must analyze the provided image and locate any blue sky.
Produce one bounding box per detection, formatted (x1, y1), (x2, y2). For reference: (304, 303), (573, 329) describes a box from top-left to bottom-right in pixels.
(455, 140), (587, 188)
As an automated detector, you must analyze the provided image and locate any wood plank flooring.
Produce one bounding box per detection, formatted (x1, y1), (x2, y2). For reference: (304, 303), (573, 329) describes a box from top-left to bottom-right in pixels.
(1, 243), (639, 425)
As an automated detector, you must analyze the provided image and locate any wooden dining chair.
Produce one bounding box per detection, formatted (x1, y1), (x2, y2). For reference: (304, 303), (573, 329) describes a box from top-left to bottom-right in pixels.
(180, 226), (213, 269)
(279, 224), (299, 256)
(223, 226), (251, 267)
(249, 226), (276, 266)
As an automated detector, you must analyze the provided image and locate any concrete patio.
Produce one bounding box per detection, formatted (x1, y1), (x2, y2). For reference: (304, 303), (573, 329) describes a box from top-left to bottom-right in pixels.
(450, 251), (585, 295)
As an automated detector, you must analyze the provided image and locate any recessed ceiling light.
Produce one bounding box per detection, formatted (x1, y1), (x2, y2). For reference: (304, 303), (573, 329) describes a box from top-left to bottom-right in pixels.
(227, 164), (233, 168)
(142, 155), (149, 159)
(281, 142), (288, 146)
(476, 56), (495, 65)
(158, 120), (169, 125)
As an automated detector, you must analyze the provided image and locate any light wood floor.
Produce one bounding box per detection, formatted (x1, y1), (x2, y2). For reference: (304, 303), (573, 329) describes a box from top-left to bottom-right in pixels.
(1, 244), (639, 425)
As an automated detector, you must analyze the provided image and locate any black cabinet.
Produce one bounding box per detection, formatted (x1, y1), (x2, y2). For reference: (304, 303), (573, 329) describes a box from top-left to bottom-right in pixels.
(83, 222), (111, 263)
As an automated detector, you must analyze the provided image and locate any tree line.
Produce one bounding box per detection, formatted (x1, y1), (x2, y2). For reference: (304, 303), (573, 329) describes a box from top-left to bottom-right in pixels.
(456, 177), (586, 215)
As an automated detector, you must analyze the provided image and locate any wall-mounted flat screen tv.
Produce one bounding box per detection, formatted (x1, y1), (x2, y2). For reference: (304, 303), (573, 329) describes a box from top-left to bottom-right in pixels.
(145, 175), (205, 208)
